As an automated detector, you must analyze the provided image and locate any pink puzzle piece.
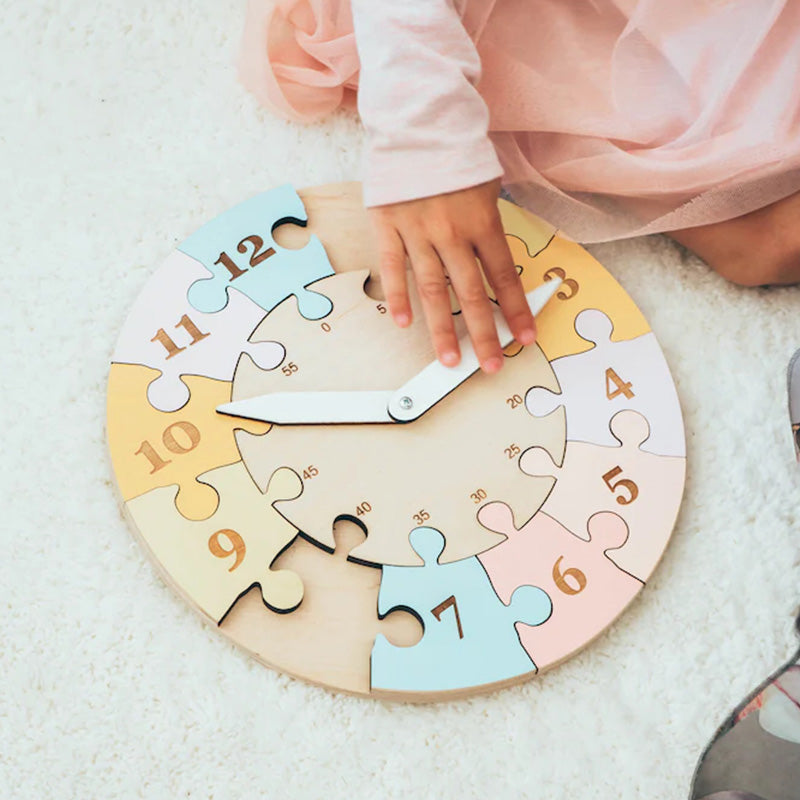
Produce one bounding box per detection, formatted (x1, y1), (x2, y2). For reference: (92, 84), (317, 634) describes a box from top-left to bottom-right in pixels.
(478, 503), (643, 671)
(525, 309), (685, 458)
(113, 250), (284, 412)
(518, 409), (686, 581)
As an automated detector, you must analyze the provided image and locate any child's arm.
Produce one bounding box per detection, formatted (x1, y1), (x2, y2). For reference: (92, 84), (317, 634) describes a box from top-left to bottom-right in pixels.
(351, 0), (535, 373)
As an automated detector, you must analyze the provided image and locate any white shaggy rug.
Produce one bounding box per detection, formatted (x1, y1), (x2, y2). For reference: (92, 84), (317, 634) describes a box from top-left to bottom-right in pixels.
(1, 3), (798, 798)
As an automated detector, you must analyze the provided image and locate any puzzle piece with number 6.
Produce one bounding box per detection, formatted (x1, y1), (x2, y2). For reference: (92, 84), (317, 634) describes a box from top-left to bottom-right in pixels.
(184, 184), (335, 320)
(220, 520), (422, 696)
(519, 409), (686, 581)
(112, 250), (285, 412)
(370, 526), (552, 696)
(526, 308), (685, 457)
(106, 363), (269, 519)
(478, 503), (643, 670)
(125, 460), (304, 621)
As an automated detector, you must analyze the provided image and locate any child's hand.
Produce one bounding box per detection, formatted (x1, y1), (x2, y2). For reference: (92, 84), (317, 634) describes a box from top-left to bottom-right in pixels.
(368, 178), (536, 374)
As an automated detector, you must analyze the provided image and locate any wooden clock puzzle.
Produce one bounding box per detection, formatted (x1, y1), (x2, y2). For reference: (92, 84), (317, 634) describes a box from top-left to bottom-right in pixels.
(106, 182), (686, 701)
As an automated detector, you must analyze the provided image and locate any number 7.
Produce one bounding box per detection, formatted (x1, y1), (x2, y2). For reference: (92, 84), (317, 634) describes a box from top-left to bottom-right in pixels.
(431, 595), (464, 639)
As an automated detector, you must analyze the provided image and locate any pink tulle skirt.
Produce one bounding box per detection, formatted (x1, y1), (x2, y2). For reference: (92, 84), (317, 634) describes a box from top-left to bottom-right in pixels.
(238, 0), (800, 242)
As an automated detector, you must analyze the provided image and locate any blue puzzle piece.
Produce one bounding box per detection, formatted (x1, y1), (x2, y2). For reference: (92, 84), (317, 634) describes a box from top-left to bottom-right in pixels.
(182, 184), (335, 320)
(371, 527), (552, 694)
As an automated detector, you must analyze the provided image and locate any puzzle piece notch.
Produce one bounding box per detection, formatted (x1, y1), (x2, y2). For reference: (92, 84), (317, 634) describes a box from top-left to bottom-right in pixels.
(106, 363), (270, 520)
(525, 308), (685, 458)
(183, 183), (335, 320)
(517, 409), (685, 580)
(477, 503), (643, 671)
(371, 526), (552, 696)
(125, 461), (304, 622)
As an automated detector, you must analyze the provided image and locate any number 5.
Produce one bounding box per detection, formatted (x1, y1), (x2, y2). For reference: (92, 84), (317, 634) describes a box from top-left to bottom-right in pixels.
(602, 466), (638, 505)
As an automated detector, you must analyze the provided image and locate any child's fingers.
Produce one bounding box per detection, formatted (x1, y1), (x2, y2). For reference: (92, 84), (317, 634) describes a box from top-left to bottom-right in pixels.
(374, 219), (412, 327)
(403, 239), (462, 367)
(439, 241), (504, 373)
(476, 229), (537, 346)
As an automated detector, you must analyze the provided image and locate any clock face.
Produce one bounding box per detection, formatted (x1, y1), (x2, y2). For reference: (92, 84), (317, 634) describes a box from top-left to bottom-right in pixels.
(107, 182), (686, 701)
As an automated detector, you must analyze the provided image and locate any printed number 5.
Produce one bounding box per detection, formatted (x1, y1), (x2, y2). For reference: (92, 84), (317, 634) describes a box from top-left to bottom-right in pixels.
(602, 466), (639, 505)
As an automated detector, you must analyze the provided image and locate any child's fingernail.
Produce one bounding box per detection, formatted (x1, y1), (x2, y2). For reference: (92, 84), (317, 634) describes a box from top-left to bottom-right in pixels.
(441, 350), (460, 366)
(483, 356), (503, 373)
(395, 313), (410, 327)
(518, 328), (536, 345)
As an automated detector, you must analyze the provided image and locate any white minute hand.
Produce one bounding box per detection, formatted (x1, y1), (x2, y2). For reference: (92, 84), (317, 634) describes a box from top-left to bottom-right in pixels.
(386, 277), (562, 422)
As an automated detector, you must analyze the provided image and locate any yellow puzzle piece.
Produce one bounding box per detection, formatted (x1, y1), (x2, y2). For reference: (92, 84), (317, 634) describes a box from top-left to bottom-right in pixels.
(107, 363), (270, 519)
(125, 460), (304, 621)
(510, 234), (651, 361)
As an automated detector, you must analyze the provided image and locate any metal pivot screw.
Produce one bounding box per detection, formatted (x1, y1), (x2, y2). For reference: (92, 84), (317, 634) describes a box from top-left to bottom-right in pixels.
(398, 396), (413, 410)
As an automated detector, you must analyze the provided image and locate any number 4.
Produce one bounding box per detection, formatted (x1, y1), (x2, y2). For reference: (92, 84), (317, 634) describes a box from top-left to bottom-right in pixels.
(605, 368), (634, 400)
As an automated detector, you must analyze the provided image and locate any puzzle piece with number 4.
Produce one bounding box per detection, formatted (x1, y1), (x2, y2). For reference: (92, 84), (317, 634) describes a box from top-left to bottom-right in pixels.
(526, 309), (685, 457)
(184, 184), (335, 320)
(125, 460), (304, 621)
(370, 526), (552, 696)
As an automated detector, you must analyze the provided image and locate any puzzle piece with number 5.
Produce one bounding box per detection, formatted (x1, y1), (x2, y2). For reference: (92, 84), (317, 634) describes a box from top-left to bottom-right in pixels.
(106, 363), (269, 519)
(526, 309), (685, 457)
(220, 520), (422, 696)
(370, 527), (552, 696)
(125, 460), (304, 621)
(478, 504), (642, 670)
(184, 184), (335, 321)
(112, 250), (284, 412)
(519, 410), (686, 581)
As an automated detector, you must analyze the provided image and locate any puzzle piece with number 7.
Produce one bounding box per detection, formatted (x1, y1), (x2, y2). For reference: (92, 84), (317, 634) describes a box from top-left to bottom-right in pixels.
(183, 184), (335, 321)
(370, 526), (552, 696)
(525, 308), (685, 458)
(125, 460), (304, 621)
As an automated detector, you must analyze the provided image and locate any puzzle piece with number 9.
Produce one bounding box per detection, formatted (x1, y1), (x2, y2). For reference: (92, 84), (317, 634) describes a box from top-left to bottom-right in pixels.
(125, 460), (304, 621)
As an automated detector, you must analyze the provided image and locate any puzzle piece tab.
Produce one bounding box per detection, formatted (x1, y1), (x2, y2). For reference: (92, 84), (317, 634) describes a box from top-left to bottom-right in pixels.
(107, 363), (269, 519)
(370, 527), (552, 696)
(234, 269), (565, 566)
(220, 520), (422, 696)
(112, 249), (284, 412)
(526, 309), (685, 457)
(183, 184), (335, 320)
(125, 461), (304, 621)
(519, 410), (686, 581)
(478, 504), (643, 670)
